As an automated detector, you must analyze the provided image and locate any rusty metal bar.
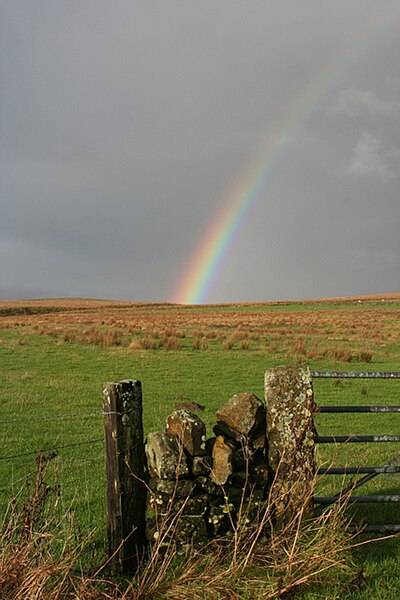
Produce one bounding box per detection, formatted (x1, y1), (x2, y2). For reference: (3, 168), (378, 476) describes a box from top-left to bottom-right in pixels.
(318, 466), (400, 475)
(315, 435), (400, 443)
(323, 454), (400, 500)
(317, 405), (400, 413)
(311, 371), (400, 379)
(315, 495), (400, 505)
(347, 524), (400, 534)
(312, 369), (400, 533)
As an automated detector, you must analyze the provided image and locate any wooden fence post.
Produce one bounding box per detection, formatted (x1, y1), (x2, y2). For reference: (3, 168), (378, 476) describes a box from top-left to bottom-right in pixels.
(103, 379), (146, 574)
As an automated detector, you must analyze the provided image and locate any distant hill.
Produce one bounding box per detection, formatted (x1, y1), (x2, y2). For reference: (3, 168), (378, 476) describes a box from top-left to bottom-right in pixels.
(0, 292), (399, 314)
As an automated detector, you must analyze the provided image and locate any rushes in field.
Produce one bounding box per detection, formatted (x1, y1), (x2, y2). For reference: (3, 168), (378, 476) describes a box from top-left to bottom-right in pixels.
(0, 453), (105, 599)
(125, 472), (361, 600)
(0, 452), (381, 598)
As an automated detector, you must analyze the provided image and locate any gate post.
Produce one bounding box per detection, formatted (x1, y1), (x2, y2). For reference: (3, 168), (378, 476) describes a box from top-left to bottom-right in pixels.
(265, 366), (315, 520)
(103, 380), (146, 574)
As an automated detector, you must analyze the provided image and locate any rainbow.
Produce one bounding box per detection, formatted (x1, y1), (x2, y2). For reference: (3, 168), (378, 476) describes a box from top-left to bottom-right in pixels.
(172, 12), (397, 305)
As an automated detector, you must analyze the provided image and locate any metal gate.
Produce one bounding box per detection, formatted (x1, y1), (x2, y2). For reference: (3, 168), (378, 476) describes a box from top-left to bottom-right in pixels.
(312, 371), (400, 534)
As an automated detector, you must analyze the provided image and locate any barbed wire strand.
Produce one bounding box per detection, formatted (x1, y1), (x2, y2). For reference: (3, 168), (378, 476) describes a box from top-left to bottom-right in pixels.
(0, 409), (131, 425)
(53, 455), (104, 464)
(0, 410), (105, 425)
(0, 437), (104, 462)
(0, 467), (39, 494)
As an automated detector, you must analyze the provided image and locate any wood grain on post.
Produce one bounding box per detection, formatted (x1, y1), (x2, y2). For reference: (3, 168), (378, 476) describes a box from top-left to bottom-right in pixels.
(103, 380), (146, 574)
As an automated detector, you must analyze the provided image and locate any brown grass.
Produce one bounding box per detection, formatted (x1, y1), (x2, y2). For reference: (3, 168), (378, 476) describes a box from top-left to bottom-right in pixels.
(122, 467), (366, 600)
(1, 450), (372, 599)
(163, 336), (181, 351)
(0, 295), (399, 363)
(0, 453), (115, 599)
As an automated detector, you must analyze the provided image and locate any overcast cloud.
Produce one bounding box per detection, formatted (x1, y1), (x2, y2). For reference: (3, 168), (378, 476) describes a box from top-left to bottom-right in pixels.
(1, 1), (399, 303)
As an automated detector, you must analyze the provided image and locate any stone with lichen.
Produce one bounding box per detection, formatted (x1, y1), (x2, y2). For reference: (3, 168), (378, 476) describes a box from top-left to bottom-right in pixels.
(192, 455), (212, 476)
(147, 515), (208, 545)
(265, 366), (315, 518)
(145, 431), (188, 479)
(207, 498), (236, 535)
(166, 410), (207, 456)
(148, 491), (208, 516)
(211, 435), (235, 485)
(195, 475), (222, 496)
(215, 392), (266, 450)
(172, 515), (208, 543)
(148, 477), (195, 498)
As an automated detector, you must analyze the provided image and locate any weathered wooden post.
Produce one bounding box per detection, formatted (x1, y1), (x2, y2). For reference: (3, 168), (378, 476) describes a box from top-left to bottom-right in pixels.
(103, 379), (146, 574)
(265, 366), (315, 520)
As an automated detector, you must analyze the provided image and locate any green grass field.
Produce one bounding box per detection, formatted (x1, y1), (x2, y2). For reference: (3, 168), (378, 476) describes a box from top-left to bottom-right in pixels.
(0, 298), (399, 597)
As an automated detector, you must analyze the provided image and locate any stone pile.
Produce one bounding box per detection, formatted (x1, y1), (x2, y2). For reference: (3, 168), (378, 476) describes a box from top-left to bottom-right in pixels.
(145, 392), (268, 550)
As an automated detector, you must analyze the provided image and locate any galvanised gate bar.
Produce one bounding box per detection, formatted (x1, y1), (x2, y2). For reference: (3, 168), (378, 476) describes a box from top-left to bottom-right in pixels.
(312, 371), (400, 534)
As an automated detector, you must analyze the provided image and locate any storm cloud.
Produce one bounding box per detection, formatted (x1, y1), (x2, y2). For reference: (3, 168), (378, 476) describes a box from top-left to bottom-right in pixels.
(1, 1), (399, 302)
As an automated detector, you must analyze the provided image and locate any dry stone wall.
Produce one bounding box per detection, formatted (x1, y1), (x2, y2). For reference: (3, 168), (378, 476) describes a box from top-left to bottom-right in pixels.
(145, 392), (268, 550)
(143, 366), (315, 551)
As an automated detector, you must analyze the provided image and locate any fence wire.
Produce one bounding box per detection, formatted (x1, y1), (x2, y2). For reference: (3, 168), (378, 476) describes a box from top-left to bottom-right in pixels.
(0, 409), (106, 425)
(0, 438), (104, 463)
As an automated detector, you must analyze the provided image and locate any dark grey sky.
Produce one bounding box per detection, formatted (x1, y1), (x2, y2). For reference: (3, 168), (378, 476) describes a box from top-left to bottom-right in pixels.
(1, 1), (399, 303)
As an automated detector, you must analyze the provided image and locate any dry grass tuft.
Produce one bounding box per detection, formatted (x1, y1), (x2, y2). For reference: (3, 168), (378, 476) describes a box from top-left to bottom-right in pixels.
(4, 297), (399, 364)
(1, 454), (374, 600)
(192, 336), (208, 351)
(0, 453), (115, 600)
(123, 474), (362, 600)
